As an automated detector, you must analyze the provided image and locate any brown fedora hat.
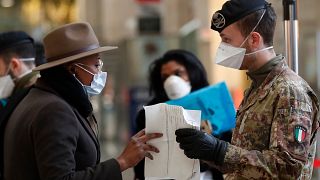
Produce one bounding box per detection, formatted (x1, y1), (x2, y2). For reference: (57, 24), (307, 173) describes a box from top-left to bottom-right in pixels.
(33, 22), (117, 71)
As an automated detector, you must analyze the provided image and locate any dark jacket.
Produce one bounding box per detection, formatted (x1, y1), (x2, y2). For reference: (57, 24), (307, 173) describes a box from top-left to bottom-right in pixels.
(3, 68), (122, 180)
(0, 87), (31, 179)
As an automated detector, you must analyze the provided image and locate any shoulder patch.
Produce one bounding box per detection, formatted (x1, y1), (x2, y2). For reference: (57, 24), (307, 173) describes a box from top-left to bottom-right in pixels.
(294, 125), (307, 143)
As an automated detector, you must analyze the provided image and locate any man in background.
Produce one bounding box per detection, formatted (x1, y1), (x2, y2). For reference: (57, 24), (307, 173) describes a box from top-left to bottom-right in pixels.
(0, 31), (38, 109)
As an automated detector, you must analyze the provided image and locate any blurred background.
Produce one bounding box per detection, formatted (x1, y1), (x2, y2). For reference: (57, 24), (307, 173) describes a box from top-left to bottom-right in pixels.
(1, 0), (319, 179)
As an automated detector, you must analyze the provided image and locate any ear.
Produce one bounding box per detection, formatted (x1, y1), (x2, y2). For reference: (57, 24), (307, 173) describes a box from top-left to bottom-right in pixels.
(66, 64), (78, 75)
(10, 58), (22, 77)
(248, 32), (262, 50)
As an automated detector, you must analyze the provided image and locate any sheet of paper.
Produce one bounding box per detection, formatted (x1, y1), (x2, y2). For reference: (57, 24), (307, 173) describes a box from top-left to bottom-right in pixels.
(166, 81), (236, 136)
(144, 103), (201, 180)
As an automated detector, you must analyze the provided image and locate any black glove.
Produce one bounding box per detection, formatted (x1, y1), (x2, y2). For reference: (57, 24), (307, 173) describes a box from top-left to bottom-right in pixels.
(175, 128), (228, 165)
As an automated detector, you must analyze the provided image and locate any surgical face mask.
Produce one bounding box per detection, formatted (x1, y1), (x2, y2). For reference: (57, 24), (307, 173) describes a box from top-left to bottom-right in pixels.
(75, 64), (107, 96)
(0, 75), (15, 99)
(215, 9), (271, 69)
(164, 75), (191, 100)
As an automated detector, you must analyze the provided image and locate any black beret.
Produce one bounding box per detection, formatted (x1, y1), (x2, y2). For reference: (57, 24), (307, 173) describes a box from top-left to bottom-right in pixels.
(211, 0), (269, 33)
(0, 31), (34, 52)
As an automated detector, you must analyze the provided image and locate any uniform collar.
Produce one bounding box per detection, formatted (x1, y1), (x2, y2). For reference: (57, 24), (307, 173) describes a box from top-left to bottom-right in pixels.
(246, 55), (283, 90)
(239, 55), (288, 113)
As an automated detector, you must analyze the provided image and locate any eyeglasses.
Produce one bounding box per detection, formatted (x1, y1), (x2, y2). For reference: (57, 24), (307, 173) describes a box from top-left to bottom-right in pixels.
(77, 59), (103, 72)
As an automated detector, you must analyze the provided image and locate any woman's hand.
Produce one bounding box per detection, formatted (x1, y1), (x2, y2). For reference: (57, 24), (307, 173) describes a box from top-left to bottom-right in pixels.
(116, 129), (163, 171)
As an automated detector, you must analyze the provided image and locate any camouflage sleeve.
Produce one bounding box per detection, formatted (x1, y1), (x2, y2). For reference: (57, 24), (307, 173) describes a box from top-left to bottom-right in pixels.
(207, 85), (319, 179)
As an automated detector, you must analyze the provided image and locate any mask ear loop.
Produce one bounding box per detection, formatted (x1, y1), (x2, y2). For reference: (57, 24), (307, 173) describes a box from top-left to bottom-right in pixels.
(245, 46), (274, 56)
(70, 65), (82, 84)
(75, 64), (95, 76)
(19, 58), (35, 62)
(239, 9), (267, 48)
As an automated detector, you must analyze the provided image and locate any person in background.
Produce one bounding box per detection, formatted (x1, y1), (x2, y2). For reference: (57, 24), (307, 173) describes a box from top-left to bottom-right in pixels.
(0, 31), (37, 109)
(3, 22), (162, 180)
(0, 32), (43, 179)
(134, 49), (231, 180)
(175, 0), (319, 179)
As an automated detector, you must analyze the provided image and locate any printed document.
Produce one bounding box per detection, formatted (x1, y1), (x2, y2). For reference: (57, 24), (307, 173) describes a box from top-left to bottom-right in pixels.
(144, 103), (201, 180)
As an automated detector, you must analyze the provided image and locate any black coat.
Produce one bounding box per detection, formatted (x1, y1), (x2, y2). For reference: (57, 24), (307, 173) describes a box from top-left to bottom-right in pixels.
(4, 79), (122, 180)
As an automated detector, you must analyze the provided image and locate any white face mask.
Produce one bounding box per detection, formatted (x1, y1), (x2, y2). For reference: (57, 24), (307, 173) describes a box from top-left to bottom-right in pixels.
(215, 42), (246, 69)
(215, 42), (273, 69)
(164, 75), (191, 100)
(75, 64), (107, 96)
(0, 75), (15, 99)
(214, 9), (271, 70)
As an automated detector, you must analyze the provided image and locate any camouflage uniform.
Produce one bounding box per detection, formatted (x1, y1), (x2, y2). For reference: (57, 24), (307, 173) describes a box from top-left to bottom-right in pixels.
(209, 55), (319, 179)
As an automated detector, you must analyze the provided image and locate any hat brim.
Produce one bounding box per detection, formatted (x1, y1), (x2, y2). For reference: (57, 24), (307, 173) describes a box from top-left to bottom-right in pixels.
(33, 46), (117, 71)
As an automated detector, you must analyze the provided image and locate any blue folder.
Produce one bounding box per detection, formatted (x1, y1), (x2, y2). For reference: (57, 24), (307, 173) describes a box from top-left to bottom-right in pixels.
(166, 81), (236, 136)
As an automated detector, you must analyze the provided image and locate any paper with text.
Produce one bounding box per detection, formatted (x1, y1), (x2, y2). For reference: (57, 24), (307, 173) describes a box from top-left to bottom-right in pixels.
(144, 103), (201, 180)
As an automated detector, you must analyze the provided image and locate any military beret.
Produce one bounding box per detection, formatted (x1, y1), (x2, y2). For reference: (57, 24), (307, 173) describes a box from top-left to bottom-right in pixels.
(211, 0), (269, 33)
(0, 31), (34, 52)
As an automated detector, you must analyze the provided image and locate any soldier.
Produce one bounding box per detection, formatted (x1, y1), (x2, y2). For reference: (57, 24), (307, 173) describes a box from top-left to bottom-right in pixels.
(175, 0), (319, 179)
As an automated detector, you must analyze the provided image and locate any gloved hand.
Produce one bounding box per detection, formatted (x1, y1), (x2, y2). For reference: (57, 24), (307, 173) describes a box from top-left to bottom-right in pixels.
(175, 128), (228, 165)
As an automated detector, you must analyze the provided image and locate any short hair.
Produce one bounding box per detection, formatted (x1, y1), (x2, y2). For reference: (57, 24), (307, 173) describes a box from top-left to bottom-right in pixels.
(149, 49), (209, 101)
(236, 5), (277, 46)
(0, 43), (35, 66)
(34, 42), (46, 66)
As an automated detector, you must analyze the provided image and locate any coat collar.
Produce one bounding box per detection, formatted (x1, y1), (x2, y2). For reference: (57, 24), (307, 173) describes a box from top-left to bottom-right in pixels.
(37, 66), (93, 118)
(34, 77), (101, 163)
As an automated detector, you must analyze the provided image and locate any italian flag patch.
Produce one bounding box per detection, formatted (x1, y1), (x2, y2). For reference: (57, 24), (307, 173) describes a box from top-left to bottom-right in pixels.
(294, 125), (307, 143)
